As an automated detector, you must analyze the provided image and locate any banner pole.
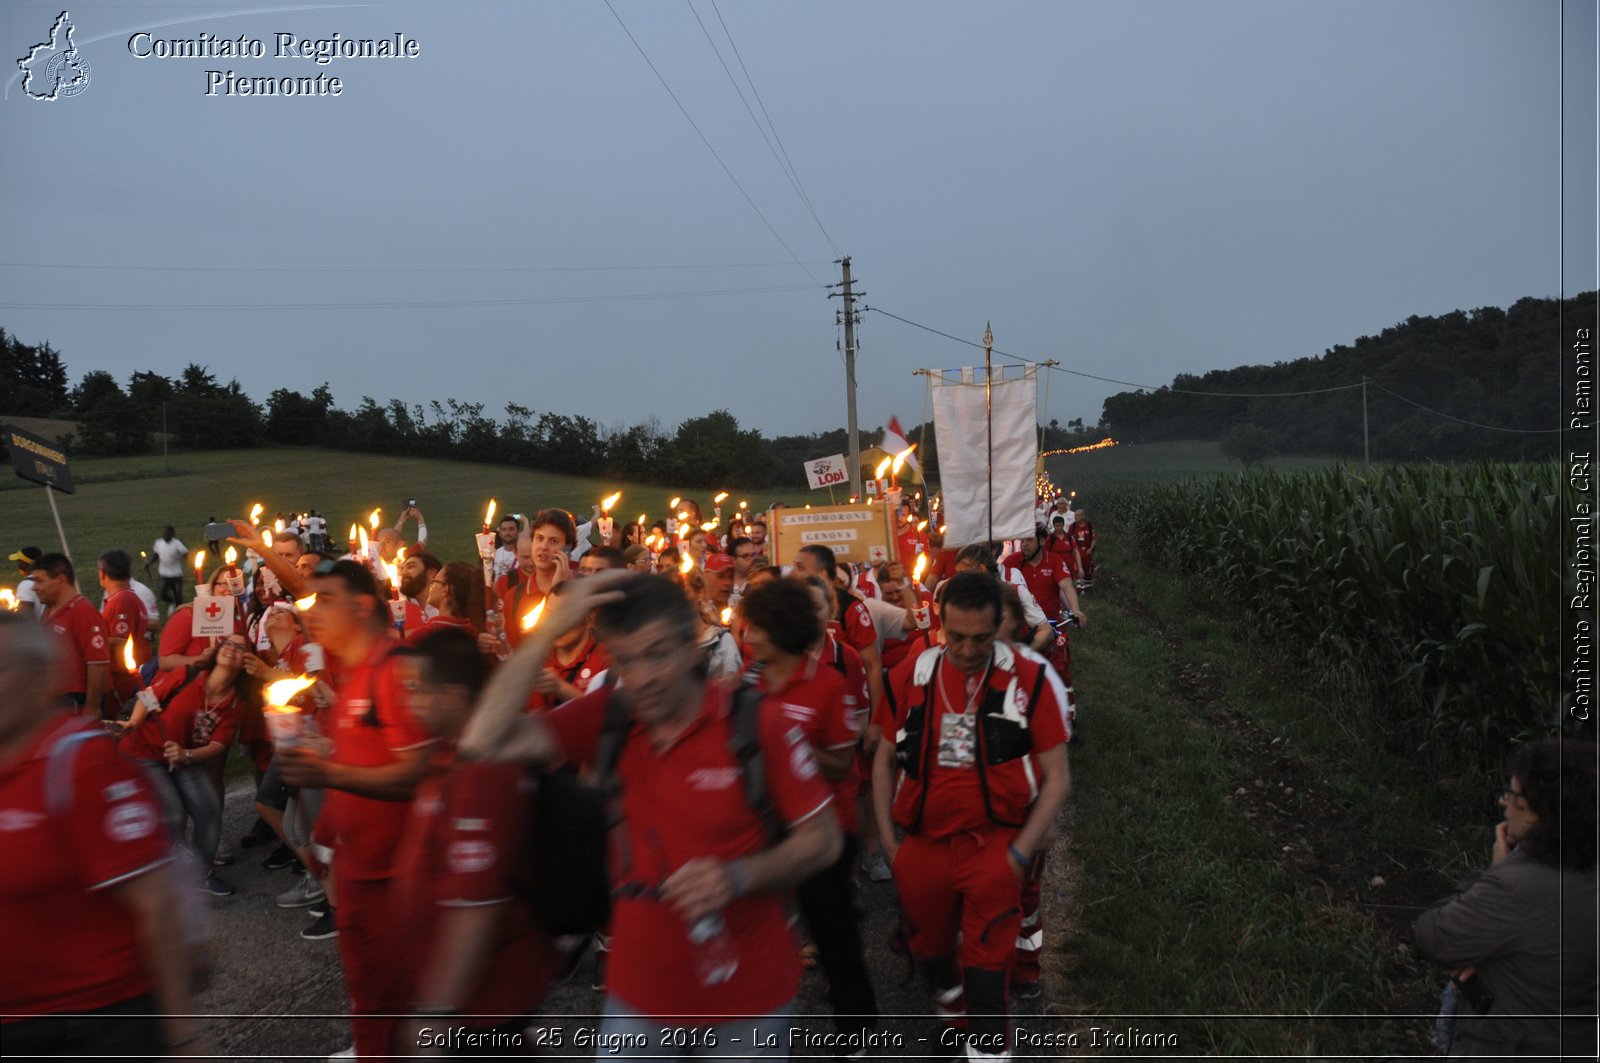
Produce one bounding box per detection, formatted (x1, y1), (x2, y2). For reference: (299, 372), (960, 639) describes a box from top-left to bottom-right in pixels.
(828, 486), (837, 505)
(44, 483), (72, 560)
(984, 323), (994, 544)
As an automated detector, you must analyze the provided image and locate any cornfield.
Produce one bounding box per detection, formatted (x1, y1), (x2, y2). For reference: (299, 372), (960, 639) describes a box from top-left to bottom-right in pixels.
(1104, 463), (1563, 762)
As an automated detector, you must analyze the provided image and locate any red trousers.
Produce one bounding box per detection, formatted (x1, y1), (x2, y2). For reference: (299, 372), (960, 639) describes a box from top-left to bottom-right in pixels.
(893, 829), (1023, 972)
(1013, 851), (1047, 983)
(333, 873), (409, 1059)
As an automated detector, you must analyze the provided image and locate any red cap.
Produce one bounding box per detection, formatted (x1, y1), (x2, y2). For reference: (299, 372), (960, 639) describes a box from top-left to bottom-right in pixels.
(704, 552), (736, 573)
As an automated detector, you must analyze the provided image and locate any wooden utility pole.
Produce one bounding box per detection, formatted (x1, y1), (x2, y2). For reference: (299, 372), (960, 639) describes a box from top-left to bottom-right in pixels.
(1362, 377), (1370, 464)
(984, 322), (994, 544)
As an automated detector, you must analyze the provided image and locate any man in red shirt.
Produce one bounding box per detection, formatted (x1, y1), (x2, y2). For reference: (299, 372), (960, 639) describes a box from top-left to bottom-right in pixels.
(98, 549), (150, 712)
(792, 545), (884, 729)
(397, 550), (443, 636)
(1067, 507), (1096, 588)
(0, 613), (204, 1056)
(277, 560), (433, 1058)
(743, 579), (878, 1046)
(395, 627), (560, 1047)
(460, 573), (841, 1051)
(1000, 529), (1086, 630)
(488, 509), (576, 654)
(31, 553), (110, 714)
(872, 572), (1072, 1060)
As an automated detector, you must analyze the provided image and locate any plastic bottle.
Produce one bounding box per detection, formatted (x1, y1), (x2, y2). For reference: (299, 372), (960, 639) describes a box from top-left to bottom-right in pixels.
(687, 915), (738, 986)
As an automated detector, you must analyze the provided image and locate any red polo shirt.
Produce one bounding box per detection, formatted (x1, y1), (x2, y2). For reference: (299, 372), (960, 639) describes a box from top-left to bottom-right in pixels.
(119, 675), (240, 764)
(319, 640), (434, 880)
(0, 717), (171, 1019)
(404, 614), (476, 647)
(838, 597), (877, 655)
(1000, 553), (1068, 618)
(45, 594), (110, 698)
(760, 648), (862, 834)
(524, 637), (611, 713)
(543, 680), (833, 1020)
(102, 588), (148, 703)
(394, 753), (559, 1024)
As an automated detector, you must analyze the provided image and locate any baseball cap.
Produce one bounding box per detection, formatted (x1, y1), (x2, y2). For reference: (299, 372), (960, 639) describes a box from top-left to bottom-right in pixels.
(704, 552), (736, 574)
(9, 547), (42, 569)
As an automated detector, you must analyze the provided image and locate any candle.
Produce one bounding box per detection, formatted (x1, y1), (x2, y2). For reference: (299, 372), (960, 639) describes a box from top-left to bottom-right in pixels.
(294, 594), (317, 611)
(263, 674), (318, 744)
(122, 635), (138, 673)
(224, 546), (238, 568)
(0, 588), (15, 611)
(262, 530), (274, 549)
(720, 606), (732, 626)
(249, 503), (265, 526)
(368, 509), (382, 531)
(713, 492), (729, 505)
(601, 492), (621, 512)
(484, 499), (497, 529)
(520, 599), (546, 632)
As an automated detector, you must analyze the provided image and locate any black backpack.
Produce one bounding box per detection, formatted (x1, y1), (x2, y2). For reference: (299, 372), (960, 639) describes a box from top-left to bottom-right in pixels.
(524, 681), (781, 937)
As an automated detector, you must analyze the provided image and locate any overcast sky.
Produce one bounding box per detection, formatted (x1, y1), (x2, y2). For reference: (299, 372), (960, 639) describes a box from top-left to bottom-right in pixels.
(3, 0), (1594, 439)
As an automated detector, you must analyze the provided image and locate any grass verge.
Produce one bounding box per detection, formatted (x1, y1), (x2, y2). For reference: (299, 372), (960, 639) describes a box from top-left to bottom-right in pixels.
(1052, 516), (1482, 1056)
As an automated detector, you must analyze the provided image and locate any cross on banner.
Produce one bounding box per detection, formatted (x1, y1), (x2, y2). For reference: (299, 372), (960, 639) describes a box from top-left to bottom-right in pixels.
(204, 601), (222, 620)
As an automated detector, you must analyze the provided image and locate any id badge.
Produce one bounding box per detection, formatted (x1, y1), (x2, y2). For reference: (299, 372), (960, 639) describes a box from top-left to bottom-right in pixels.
(937, 712), (976, 769)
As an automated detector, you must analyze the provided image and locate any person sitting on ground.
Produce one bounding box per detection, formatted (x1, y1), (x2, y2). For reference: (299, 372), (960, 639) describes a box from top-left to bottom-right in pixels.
(1414, 737), (1598, 1061)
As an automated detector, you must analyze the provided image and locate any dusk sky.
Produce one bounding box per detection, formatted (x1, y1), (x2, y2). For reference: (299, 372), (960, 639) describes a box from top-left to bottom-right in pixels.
(4, 0), (1594, 439)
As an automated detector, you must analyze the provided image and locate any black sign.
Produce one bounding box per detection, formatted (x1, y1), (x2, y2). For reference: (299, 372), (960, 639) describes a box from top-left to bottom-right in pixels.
(4, 423), (75, 493)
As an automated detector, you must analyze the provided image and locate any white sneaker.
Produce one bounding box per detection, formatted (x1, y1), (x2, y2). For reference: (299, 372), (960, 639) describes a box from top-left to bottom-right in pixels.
(861, 850), (892, 882)
(328, 1048), (355, 1060)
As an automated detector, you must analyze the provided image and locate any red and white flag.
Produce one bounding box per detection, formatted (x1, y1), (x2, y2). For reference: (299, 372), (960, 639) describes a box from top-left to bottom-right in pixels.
(883, 416), (922, 475)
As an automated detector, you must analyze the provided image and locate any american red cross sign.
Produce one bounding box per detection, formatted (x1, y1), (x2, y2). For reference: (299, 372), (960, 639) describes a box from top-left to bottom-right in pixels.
(193, 592), (233, 637)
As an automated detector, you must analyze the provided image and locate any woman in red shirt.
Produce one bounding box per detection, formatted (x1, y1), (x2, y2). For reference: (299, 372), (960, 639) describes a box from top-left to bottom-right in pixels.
(118, 635), (254, 895)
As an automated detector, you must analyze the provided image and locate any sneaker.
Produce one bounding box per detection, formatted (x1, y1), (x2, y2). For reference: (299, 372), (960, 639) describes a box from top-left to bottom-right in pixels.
(211, 848), (235, 867)
(301, 906), (338, 940)
(239, 817), (275, 848)
(276, 872), (326, 909)
(1012, 980), (1042, 1001)
(862, 850), (892, 882)
(201, 873), (236, 897)
(263, 844), (297, 870)
(591, 933), (610, 991)
(328, 1048), (355, 1060)
(307, 902), (327, 919)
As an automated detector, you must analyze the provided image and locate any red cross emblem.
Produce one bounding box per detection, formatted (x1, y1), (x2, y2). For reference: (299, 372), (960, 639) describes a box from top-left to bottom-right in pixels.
(204, 601), (223, 620)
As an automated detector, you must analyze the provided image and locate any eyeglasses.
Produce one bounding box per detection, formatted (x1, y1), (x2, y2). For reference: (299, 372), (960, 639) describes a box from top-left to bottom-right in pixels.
(1500, 786), (1526, 806)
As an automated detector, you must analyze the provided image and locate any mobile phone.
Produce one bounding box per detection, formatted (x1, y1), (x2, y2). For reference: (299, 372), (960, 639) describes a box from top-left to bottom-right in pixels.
(405, 498), (418, 509)
(1452, 973), (1494, 1014)
(205, 522), (231, 541)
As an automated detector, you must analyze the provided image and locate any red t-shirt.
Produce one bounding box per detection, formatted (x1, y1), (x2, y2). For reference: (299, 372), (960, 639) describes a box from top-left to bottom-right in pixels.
(45, 595), (110, 697)
(524, 637), (611, 713)
(320, 640), (435, 880)
(495, 575), (551, 652)
(761, 648), (862, 834)
(1001, 553), (1067, 618)
(102, 589), (149, 702)
(393, 754), (559, 1024)
(1044, 533), (1079, 577)
(119, 672), (241, 763)
(0, 717), (171, 1019)
(838, 597), (878, 654)
(878, 650), (1068, 838)
(404, 615), (476, 647)
(543, 680), (833, 1020)
(895, 525), (928, 574)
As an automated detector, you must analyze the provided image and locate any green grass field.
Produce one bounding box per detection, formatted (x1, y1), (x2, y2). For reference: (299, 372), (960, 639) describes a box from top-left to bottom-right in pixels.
(0, 446), (814, 575)
(1045, 438), (1338, 496)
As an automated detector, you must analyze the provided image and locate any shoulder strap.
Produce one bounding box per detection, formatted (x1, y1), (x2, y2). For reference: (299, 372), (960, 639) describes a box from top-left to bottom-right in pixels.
(591, 675), (631, 800)
(362, 644), (401, 727)
(727, 682), (785, 844)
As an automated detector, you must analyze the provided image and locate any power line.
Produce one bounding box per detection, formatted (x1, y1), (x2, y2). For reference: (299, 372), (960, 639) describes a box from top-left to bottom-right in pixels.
(601, 0), (825, 288)
(1368, 381), (1562, 434)
(0, 260), (831, 275)
(868, 305), (1361, 396)
(0, 283), (818, 312)
(706, 0), (841, 259)
(872, 303), (1564, 433)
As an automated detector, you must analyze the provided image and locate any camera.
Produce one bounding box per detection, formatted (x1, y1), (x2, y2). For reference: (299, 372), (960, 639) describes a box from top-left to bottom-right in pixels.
(205, 522), (231, 541)
(405, 498), (418, 509)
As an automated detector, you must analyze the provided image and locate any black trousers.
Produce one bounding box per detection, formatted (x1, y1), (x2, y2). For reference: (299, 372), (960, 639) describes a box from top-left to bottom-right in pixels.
(2, 993), (167, 1061)
(796, 833), (880, 1039)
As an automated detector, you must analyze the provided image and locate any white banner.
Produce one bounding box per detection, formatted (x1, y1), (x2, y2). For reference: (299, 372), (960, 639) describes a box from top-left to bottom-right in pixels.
(804, 453), (851, 490)
(930, 365), (1039, 547)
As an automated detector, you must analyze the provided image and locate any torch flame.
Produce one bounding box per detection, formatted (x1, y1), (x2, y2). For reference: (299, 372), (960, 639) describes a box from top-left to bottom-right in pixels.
(601, 491), (622, 512)
(700, 521), (717, 533)
(122, 636), (138, 672)
(295, 594), (317, 611)
(224, 546), (238, 567)
(668, 497), (681, 509)
(720, 606), (732, 625)
(358, 527), (369, 557)
(194, 551), (205, 574)
(873, 457), (893, 480)
(912, 554), (929, 583)
(265, 674), (318, 709)
(738, 499), (748, 509)
(916, 520), (928, 532)
(0, 589), (16, 611)
(382, 560), (400, 589)
(520, 599), (546, 632)
(713, 492), (729, 505)
(677, 510), (689, 522)
(484, 499), (497, 527)
(249, 503), (264, 526)
(368, 509), (382, 531)
(679, 555), (694, 575)
(636, 514), (646, 529)
(892, 444), (916, 473)
(274, 518), (285, 534)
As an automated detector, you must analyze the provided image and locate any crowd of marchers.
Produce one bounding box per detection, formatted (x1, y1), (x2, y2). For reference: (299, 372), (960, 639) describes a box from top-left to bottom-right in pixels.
(2, 487), (1594, 1062)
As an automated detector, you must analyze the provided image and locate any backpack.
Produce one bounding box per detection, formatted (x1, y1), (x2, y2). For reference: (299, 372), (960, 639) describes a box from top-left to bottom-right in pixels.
(524, 680), (781, 936)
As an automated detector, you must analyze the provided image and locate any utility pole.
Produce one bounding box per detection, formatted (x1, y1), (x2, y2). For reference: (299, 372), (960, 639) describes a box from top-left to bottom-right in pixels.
(162, 401), (170, 475)
(829, 257), (864, 498)
(1361, 377), (1370, 464)
(984, 322), (994, 544)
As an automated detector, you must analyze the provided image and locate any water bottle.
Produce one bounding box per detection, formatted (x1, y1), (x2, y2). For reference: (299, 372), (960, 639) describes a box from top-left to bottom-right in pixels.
(687, 915), (738, 986)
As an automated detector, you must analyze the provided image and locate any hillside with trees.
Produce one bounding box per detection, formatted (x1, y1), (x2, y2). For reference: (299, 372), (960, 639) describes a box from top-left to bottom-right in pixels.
(1099, 292), (1588, 461)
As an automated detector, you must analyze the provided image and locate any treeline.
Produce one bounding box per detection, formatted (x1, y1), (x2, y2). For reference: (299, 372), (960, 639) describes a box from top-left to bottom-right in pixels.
(4, 328), (1119, 489)
(1100, 292), (1591, 461)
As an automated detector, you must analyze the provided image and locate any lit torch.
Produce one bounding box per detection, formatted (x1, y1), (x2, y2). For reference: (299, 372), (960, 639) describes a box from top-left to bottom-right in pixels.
(484, 498), (497, 530)
(720, 606), (733, 626)
(0, 588), (15, 611)
(122, 636), (138, 673)
(912, 553), (929, 585)
(368, 509), (382, 531)
(262, 529), (274, 549)
(520, 599), (546, 632)
(249, 503), (265, 527)
(224, 546), (238, 568)
(263, 674), (318, 745)
(294, 594), (317, 611)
